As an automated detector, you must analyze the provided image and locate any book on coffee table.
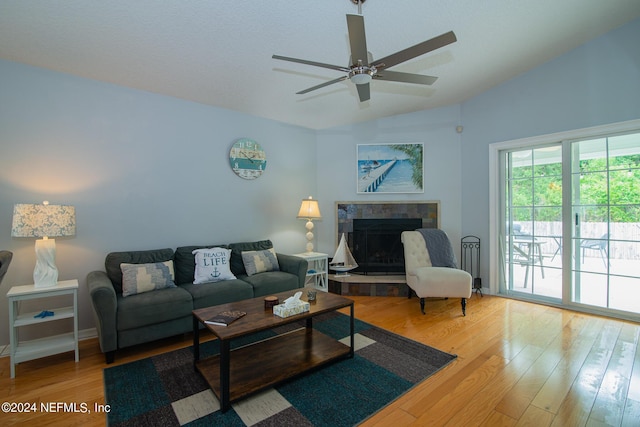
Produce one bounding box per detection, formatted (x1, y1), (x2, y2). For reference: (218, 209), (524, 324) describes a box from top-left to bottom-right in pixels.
(205, 310), (246, 326)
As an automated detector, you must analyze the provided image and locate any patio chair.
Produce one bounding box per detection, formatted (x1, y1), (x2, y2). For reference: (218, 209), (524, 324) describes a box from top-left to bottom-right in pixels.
(508, 224), (545, 287)
(581, 233), (609, 266)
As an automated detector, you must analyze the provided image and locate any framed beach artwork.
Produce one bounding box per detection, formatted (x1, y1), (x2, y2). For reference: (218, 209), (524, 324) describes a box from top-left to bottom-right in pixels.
(356, 143), (424, 193)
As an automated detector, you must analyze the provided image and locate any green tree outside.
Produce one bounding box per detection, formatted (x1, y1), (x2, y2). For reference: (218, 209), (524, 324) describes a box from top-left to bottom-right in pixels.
(510, 154), (640, 222)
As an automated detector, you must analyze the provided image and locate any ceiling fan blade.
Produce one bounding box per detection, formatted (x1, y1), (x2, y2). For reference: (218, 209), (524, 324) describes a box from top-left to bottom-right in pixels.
(373, 70), (438, 85)
(297, 75), (349, 94)
(346, 14), (369, 66)
(372, 31), (457, 69)
(272, 55), (350, 73)
(356, 83), (370, 102)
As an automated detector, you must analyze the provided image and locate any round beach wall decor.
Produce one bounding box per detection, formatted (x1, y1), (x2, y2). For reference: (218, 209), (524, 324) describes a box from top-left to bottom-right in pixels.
(229, 138), (267, 180)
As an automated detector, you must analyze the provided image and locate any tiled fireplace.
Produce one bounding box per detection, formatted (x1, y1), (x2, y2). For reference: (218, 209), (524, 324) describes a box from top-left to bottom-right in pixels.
(336, 201), (440, 275)
(331, 201), (439, 295)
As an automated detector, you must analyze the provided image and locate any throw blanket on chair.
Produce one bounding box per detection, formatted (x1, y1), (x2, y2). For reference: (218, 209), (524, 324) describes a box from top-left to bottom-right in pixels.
(417, 228), (458, 268)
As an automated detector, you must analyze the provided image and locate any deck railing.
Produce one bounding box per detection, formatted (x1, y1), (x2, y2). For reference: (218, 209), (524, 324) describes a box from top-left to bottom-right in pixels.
(511, 222), (640, 260)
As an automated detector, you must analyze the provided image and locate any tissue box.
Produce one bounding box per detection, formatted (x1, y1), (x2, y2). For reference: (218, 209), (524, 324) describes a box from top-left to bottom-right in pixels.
(273, 301), (310, 318)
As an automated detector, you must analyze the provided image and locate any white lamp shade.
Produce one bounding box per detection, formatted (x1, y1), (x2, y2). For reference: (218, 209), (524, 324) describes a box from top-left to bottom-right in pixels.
(296, 197), (322, 220)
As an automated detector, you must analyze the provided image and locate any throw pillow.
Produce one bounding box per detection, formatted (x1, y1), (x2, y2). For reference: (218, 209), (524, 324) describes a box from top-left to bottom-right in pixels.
(192, 247), (236, 284)
(241, 248), (280, 276)
(121, 261), (176, 297)
(229, 240), (273, 276)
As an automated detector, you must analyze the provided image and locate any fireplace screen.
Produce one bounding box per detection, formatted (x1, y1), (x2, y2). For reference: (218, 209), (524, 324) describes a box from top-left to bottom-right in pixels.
(352, 218), (423, 274)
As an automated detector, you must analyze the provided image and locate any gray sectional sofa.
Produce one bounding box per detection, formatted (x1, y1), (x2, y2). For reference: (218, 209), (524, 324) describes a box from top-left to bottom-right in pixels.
(87, 240), (306, 363)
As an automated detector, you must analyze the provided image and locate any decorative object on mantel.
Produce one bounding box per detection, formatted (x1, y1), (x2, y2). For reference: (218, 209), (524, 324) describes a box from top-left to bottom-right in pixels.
(297, 196), (322, 252)
(11, 201), (76, 288)
(330, 233), (358, 276)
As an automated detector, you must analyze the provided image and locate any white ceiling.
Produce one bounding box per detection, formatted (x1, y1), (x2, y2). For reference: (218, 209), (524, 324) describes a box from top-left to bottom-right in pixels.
(1, 1), (639, 130)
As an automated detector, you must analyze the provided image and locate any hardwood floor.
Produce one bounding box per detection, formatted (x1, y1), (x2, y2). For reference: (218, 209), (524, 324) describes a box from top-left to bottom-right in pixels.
(1, 294), (639, 426)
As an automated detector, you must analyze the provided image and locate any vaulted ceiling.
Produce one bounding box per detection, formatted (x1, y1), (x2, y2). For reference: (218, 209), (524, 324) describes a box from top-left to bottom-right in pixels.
(1, 1), (639, 130)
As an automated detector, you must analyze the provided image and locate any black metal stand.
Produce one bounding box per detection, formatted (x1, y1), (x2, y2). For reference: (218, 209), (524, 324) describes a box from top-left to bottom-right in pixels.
(461, 236), (482, 297)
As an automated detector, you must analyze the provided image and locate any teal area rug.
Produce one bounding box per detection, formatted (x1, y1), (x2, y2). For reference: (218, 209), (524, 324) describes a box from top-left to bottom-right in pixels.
(104, 312), (456, 426)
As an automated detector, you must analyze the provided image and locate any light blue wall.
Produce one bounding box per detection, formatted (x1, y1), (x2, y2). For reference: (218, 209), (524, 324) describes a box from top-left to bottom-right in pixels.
(0, 59), (317, 344)
(460, 18), (640, 285)
(315, 105), (464, 252)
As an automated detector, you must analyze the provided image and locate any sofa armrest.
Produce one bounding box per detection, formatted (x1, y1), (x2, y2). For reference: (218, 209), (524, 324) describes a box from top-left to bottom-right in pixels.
(276, 253), (307, 288)
(86, 270), (118, 355)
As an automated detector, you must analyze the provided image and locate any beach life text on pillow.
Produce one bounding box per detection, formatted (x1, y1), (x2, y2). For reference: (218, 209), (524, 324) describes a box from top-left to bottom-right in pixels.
(192, 247), (236, 284)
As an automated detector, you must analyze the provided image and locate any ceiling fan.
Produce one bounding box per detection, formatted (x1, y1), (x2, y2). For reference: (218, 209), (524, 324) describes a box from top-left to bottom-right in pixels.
(272, 0), (457, 102)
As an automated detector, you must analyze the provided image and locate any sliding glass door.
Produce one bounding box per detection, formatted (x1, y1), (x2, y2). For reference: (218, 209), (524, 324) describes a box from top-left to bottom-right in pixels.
(498, 125), (640, 319)
(571, 133), (640, 313)
(504, 145), (563, 301)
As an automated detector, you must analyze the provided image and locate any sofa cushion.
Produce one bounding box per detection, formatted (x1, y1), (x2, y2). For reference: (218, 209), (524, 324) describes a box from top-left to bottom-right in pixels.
(182, 279), (254, 309)
(118, 317), (193, 350)
(174, 244), (228, 286)
(116, 286), (192, 331)
(105, 248), (175, 294)
(192, 247), (236, 284)
(228, 240), (273, 276)
(241, 248), (280, 276)
(121, 261), (176, 297)
(238, 271), (302, 297)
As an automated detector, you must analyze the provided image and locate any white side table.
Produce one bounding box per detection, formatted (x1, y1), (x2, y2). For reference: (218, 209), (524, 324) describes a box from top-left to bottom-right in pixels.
(293, 252), (328, 292)
(7, 279), (79, 378)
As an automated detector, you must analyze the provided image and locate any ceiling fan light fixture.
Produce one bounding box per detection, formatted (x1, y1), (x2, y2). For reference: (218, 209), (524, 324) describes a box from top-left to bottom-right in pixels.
(349, 67), (374, 85)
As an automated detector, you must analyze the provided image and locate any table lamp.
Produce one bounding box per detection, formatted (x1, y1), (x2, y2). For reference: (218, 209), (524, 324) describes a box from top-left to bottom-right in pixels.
(297, 196), (322, 253)
(11, 201), (76, 288)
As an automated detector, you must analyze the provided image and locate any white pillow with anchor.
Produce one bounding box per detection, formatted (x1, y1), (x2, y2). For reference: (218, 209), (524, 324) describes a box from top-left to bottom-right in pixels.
(192, 247), (236, 284)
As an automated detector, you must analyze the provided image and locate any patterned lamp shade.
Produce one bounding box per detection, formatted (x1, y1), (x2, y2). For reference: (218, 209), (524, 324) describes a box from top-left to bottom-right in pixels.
(11, 202), (75, 288)
(11, 202), (76, 238)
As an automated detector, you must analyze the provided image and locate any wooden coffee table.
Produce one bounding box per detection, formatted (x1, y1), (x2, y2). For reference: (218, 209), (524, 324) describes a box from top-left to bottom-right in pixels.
(192, 289), (354, 412)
